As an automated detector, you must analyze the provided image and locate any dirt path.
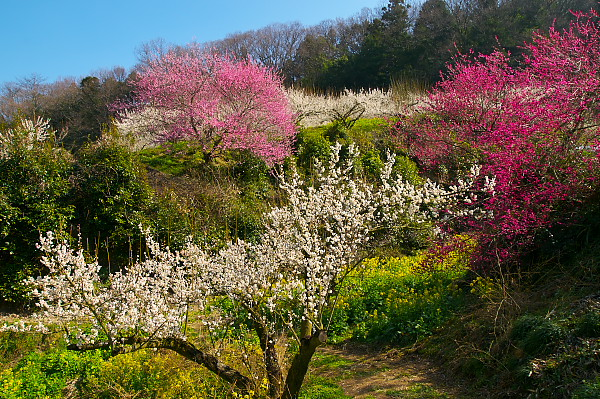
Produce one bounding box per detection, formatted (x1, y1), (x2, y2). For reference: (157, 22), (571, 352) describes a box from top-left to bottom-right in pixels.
(308, 342), (484, 399)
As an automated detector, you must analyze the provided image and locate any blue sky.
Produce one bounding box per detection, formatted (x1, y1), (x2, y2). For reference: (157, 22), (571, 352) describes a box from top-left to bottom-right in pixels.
(1, 0), (385, 85)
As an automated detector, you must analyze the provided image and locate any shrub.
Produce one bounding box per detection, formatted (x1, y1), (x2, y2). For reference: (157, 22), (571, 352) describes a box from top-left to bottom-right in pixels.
(140, 143), (276, 244)
(573, 376), (600, 399)
(511, 315), (565, 357)
(575, 311), (600, 338)
(297, 119), (419, 188)
(296, 128), (332, 172)
(359, 149), (384, 179)
(71, 139), (156, 269)
(0, 118), (74, 303)
(0, 121), (198, 301)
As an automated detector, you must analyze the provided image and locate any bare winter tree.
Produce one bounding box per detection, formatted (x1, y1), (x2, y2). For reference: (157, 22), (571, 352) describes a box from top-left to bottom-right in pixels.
(135, 38), (175, 69)
(289, 8), (380, 85)
(205, 30), (255, 60)
(204, 21), (307, 81)
(0, 74), (47, 121)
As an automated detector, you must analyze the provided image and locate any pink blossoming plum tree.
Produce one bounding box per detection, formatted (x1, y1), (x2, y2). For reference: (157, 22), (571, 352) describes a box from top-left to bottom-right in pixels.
(392, 8), (600, 266)
(117, 50), (297, 165)
(18, 145), (490, 399)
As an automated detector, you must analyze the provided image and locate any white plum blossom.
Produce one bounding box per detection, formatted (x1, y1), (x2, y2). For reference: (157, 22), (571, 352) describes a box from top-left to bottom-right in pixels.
(112, 107), (169, 149)
(117, 88), (414, 146)
(7, 144), (492, 398)
(0, 117), (52, 158)
(286, 87), (406, 127)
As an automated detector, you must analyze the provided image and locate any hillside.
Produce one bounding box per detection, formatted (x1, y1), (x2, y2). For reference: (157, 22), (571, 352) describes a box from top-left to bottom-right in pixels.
(1, 5), (600, 398)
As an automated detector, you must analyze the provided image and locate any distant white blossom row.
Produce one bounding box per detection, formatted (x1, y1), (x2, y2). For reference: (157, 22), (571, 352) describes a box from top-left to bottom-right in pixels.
(285, 87), (417, 127)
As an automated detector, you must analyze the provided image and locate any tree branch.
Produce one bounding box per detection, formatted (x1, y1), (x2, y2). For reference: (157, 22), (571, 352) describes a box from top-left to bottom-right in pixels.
(67, 336), (254, 392)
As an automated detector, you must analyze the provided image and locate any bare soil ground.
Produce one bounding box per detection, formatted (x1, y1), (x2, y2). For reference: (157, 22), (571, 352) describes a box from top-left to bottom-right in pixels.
(310, 342), (486, 399)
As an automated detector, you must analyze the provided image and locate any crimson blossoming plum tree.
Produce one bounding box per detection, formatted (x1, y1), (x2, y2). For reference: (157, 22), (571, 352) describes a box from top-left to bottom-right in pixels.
(116, 50), (297, 165)
(15, 144), (491, 399)
(392, 8), (600, 266)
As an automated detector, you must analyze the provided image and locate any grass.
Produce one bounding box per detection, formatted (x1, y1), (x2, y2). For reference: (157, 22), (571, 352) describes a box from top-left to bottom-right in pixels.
(310, 352), (354, 371)
(300, 376), (352, 399)
(138, 141), (206, 175)
(385, 384), (450, 398)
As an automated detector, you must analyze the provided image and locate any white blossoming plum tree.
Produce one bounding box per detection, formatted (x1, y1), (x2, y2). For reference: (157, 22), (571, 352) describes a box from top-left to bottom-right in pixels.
(24, 145), (492, 399)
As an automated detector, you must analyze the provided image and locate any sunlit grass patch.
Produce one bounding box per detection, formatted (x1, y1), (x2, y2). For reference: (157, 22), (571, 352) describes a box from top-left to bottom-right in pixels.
(385, 383), (450, 398)
(299, 375), (352, 399)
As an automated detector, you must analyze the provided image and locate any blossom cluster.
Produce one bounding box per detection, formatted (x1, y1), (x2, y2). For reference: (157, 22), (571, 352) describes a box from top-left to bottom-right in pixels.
(392, 9), (600, 266)
(116, 51), (297, 164)
(286, 87), (406, 127)
(28, 231), (209, 347)
(15, 145), (491, 351)
(0, 117), (52, 158)
(111, 107), (167, 150)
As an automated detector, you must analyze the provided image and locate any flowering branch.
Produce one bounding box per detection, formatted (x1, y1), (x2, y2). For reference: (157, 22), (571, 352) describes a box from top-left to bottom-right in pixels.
(392, 9), (600, 266)
(12, 144), (490, 398)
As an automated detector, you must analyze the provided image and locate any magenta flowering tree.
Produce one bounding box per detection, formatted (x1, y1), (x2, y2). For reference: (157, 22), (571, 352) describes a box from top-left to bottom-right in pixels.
(119, 50), (297, 164)
(393, 9), (600, 266)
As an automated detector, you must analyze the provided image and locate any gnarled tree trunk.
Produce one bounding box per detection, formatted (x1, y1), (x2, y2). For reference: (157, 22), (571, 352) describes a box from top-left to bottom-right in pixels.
(280, 327), (328, 399)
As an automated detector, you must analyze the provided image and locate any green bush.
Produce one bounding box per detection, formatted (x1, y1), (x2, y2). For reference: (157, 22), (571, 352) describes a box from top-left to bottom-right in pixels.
(0, 120), (74, 303)
(511, 314), (565, 357)
(296, 128), (332, 173)
(0, 122), (210, 301)
(323, 122), (350, 143)
(71, 139), (157, 269)
(575, 311), (600, 338)
(139, 144), (277, 244)
(145, 192), (197, 249)
(359, 149), (384, 178)
(229, 150), (272, 185)
(573, 376), (600, 399)
(392, 154), (422, 185)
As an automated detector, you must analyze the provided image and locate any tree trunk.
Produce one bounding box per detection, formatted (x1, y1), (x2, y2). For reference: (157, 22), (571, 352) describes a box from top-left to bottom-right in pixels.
(255, 323), (284, 398)
(280, 329), (327, 399)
